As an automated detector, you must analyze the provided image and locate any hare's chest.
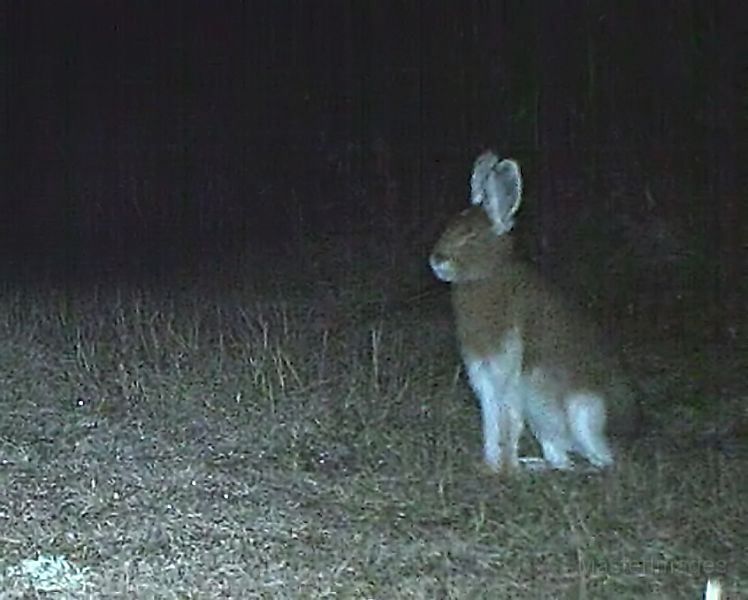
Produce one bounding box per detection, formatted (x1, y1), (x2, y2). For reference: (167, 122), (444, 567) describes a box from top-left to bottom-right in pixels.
(462, 328), (525, 396)
(452, 285), (524, 358)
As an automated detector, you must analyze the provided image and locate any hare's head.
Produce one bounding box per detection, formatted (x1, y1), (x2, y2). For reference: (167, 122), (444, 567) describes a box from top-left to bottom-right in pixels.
(430, 152), (523, 283)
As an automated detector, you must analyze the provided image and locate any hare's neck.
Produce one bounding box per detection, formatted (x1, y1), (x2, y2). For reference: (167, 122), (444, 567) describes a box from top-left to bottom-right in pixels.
(452, 270), (524, 300)
(451, 273), (524, 322)
(450, 275), (523, 359)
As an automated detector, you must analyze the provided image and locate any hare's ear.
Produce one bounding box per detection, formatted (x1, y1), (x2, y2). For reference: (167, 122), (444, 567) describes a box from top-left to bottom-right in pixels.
(471, 153), (523, 235)
(470, 151), (501, 207)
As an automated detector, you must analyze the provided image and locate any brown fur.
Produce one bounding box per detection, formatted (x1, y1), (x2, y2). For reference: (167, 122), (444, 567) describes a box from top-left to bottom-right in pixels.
(430, 153), (640, 472)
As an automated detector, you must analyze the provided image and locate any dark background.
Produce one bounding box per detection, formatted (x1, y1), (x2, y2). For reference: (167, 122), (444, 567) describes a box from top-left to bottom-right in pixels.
(1, 1), (743, 334)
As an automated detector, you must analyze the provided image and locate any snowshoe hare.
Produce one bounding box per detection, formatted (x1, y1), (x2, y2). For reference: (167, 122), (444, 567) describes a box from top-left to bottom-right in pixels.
(430, 151), (639, 473)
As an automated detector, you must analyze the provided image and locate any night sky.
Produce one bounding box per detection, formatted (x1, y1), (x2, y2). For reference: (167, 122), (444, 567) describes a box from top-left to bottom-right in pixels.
(1, 2), (742, 296)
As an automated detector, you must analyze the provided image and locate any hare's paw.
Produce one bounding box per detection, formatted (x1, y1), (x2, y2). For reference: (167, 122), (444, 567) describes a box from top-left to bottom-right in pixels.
(480, 455), (522, 477)
(518, 457), (552, 471)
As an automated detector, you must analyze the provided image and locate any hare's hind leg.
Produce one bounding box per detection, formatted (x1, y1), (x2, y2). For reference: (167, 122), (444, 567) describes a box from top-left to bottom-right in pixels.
(524, 369), (574, 470)
(566, 392), (614, 468)
(465, 357), (524, 473)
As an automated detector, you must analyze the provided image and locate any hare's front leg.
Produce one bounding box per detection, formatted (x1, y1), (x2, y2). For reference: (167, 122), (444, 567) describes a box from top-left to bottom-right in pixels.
(465, 357), (524, 473)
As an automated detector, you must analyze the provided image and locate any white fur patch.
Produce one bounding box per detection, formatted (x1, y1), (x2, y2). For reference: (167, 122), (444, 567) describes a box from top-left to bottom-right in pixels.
(566, 392), (614, 467)
(429, 255), (453, 282)
(463, 331), (614, 472)
(464, 330), (524, 471)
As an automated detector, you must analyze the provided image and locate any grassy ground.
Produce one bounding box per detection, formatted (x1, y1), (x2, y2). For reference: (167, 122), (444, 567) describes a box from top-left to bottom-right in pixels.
(0, 251), (744, 599)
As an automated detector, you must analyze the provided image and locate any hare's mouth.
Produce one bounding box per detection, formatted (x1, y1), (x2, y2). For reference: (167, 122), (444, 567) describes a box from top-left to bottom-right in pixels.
(429, 255), (455, 282)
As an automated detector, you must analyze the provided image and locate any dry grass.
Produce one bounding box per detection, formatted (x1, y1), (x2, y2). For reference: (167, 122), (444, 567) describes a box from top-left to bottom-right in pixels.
(0, 256), (744, 599)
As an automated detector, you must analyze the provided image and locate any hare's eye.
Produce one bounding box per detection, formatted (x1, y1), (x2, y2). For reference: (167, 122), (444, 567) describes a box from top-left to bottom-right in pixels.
(459, 231), (478, 246)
